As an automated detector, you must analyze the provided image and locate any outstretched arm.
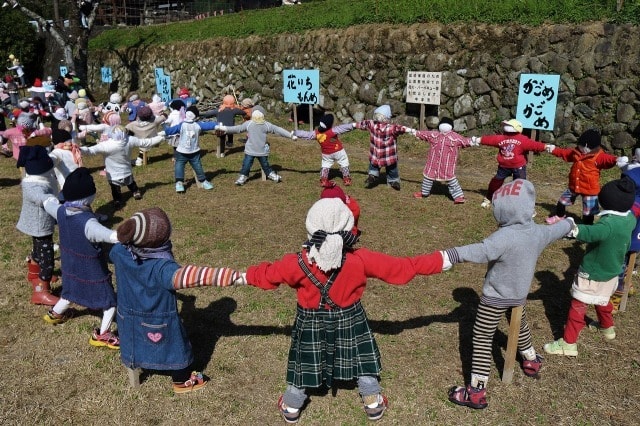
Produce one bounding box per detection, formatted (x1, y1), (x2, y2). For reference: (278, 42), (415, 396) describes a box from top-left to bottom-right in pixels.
(172, 265), (243, 290)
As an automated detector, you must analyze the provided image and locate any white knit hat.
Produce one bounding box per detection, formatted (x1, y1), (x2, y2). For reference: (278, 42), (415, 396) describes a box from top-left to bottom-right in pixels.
(305, 198), (354, 272)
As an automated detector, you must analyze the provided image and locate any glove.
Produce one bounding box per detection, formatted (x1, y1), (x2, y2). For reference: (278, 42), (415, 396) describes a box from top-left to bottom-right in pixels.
(156, 130), (166, 138)
(233, 272), (247, 286)
(440, 250), (453, 272)
(78, 125), (87, 131)
(216, 125), (227, 133)
(545, 144), (556, 153)
(565, 217), (579, 238)
(352, 122), (357, 129)
(617, 156), (629, 168)
(150, 135), (164, 144)
(470, 136), (481, 146)
(291, 132), (298, 141)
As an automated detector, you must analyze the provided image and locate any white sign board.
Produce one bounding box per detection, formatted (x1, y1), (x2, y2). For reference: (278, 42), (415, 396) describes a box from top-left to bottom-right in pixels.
(406, 71), (442, 105)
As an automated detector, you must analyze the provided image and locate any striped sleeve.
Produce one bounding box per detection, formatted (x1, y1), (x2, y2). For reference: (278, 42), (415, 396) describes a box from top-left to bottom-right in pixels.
(172, 265), (241, 289)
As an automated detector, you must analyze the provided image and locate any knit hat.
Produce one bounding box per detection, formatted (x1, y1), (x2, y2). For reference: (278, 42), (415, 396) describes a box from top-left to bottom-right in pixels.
(185, 105), (199, 122)
(152, 94), (162, 103)
(128, 93), (139, 102)
(17, 145), (54, 175)
(77, 102), (88, 111)
(241, 98), (254, 108)
(438, 117), (454, 133)
(109, 125), (128, 141)
(305, 198), (355, 272)
(78, 89), (86, 98)
(169, 99), (185, 111)
(373, 105), (391, 122)
(178, 87), (190, 98)
(62, 167), (96, 202)
(117, 207), (172, 248)
(17, 112), (36, 129)
(502, 119), (523, 134)
(33, 78), (42, 88)
(102, 110), (121, 126)
(19, 100), (30, 110)
(53, 108), (68, 121)
(69, 90), (78, 100)
(599, 176), (635, 212)
(320, 183), (346, 203)
(251, 110), (265, 124)
(318, 114), (334, 132)
(137, 105), (154, 122)
(577, 128), (601, 149)
(109, 93), (122, 104)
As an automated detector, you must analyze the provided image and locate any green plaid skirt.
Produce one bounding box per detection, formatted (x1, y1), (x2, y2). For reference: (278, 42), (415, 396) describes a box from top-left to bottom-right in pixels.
(286, 301), (382, 388)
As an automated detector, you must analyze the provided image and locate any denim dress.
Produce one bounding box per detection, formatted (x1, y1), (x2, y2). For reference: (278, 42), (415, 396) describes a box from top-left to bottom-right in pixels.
(57, 209), (115, 310)
(110, 244), (193, 371)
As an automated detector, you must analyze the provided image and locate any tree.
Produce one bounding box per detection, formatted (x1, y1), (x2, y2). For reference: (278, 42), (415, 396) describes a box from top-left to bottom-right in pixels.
(5, 0), (100, 84)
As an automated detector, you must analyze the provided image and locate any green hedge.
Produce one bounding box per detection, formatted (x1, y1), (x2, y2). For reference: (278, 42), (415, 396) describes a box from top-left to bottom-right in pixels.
(89, 0), (640, 50)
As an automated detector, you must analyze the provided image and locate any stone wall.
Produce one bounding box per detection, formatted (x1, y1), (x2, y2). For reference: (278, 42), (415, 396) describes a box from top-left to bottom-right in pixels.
(88, 22), (640, 149)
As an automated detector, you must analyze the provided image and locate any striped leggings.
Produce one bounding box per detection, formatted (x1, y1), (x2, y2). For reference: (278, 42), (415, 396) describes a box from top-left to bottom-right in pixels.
(471, 302), (534, 386)
(419, 177), (464, 199)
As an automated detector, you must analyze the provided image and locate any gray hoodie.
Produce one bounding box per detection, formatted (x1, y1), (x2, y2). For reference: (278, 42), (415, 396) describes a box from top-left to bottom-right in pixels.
(446, 179), (571, 307)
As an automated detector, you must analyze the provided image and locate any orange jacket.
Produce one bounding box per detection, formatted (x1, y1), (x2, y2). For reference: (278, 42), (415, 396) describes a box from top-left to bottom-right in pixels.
(551, 147), (617, 195)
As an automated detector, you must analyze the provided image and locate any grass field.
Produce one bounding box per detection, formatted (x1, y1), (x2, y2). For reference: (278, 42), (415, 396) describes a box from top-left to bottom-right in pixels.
(0, 117), (638, 425)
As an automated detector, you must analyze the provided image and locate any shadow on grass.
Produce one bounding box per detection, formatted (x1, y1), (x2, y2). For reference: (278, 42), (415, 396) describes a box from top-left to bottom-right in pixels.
(530, 243), (584, 339)
(179, 295), (292, 372)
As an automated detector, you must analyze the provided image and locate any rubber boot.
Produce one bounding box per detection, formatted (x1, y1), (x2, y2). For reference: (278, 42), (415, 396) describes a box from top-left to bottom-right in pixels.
(27, 258), (39, 285)
(31, 279), (59, 306)
(27, 259), (58, 285)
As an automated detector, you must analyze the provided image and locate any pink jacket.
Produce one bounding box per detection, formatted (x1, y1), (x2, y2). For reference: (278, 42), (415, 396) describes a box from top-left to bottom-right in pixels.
(0, 126), (52, 160)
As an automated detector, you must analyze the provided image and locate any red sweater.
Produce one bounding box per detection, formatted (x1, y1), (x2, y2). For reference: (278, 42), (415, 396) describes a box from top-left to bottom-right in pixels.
(246, 248), (443, 309)
(481, 133), (547, 169)
(551, 147), (617, 195)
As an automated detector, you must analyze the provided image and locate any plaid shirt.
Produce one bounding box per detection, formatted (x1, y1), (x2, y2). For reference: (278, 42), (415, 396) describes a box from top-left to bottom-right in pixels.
(416, 130), (472, 180)
(355, 120), (409, 167)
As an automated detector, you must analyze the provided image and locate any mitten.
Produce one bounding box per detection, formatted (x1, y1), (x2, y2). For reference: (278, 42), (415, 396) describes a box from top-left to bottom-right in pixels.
(565, 217), (579, 238)
(440, 251), (453, 271)
(157, 130), (166, 138)
(233, 272), (247, 285)
(470, 136), (481, 146)
(545, 144), (556, 153)
(617, 156), (629, 169)
(216, 124), (227, 133)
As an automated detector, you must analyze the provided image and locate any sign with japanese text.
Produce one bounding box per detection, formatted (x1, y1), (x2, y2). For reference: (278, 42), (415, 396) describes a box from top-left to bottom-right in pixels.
(101, 67), (112, 84)
(406, 71), (442, 105)
(59, 66), (68, 77)
(283, 69), (319, 104)
(516, 74), (560, 131)
(154, 68), (172, 104)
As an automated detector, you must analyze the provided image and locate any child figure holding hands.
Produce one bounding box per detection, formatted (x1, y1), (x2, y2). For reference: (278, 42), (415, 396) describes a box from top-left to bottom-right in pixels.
(237, 198), (448, 422)
(413, 117), (475, 203)
(444, 179), (572, 409)
(111, 208), (244, 393)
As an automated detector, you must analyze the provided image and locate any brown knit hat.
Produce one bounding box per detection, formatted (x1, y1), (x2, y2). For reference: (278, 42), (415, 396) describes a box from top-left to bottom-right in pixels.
(117, 207), (172, 248)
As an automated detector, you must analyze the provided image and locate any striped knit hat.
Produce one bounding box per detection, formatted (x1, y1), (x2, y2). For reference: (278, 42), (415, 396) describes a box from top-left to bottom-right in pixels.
(117, 207), (172, 248)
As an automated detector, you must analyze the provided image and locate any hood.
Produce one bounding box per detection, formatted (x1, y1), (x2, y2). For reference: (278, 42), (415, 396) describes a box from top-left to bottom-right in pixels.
(492, 179), (535, 227)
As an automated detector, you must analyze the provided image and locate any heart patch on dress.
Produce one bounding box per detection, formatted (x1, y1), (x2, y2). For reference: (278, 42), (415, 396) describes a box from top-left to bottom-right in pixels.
(147, 332), (163, 343)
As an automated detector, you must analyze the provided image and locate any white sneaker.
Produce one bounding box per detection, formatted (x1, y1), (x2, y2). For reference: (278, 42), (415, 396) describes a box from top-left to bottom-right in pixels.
(267, 172), (282, 182)
(235, 175), (248, 186)
(175, 182), (185, 193)
(135, 157), (144, 167)
(480, 198), (491, 209)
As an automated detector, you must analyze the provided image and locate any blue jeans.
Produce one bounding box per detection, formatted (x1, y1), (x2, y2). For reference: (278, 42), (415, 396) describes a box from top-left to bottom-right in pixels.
(240, 154), (273, 176)
(495, 165), (526, 180)
(175, 150), (206, 182)
(368, 162), (399, 183)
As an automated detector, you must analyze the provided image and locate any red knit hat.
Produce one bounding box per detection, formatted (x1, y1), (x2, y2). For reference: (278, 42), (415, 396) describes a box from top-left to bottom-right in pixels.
(320, 183), (346, 203)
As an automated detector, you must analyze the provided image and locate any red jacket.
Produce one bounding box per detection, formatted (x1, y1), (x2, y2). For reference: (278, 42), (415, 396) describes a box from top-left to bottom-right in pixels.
(247, 248), (443, 309)
(551, 147), (617, 195)
(481, 133), (547, 169)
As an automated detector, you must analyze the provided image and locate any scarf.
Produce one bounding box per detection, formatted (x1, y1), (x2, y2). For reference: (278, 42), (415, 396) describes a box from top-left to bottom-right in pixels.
(124, 240), (174, 262)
